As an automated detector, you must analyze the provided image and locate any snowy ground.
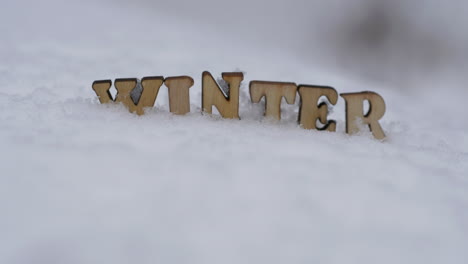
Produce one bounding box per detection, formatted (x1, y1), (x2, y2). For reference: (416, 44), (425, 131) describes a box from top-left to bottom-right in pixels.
(1, 0), (467, 263)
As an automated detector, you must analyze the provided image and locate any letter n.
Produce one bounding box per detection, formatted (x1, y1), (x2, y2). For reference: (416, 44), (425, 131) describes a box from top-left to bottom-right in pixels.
(202, 71), (243, 119)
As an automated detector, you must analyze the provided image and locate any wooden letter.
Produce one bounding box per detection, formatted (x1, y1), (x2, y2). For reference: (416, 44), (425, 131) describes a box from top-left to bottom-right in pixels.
(340, 91), (386, 140)
(298, 85), (338, 131)
(202, 71), (243, 119)
(249, 81), (297, 120)
(92, 80), (113, 104)
(139, 77), (164, 110)
(164, 76), (194, 115)
(114, 77), (164, 115)
(114, 78), (138, 112)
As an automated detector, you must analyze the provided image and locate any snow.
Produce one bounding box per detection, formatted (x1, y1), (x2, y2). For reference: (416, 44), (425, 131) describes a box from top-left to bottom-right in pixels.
(1, 0), (467, 263)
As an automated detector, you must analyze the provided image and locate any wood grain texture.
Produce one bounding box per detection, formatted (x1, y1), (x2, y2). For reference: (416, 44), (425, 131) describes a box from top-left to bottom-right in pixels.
(114, 78), (138, 113)
(202, 71), (243, 119)
(164, 76), (194, 115)
(249, 81), (297, 120)
(298, 85), (338, 131)
(340, 91), (386, 140)
(140, 76), (164, 113)
(114, 77), (163, 115)
(92, 80), (113, 103)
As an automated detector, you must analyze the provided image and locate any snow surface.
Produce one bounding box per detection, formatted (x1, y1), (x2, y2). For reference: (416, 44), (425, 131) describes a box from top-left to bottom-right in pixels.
(1, 0), (467, 263)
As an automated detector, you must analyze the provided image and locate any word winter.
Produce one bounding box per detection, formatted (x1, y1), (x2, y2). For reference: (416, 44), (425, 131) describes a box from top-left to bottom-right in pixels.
(92, 71), (386, 139)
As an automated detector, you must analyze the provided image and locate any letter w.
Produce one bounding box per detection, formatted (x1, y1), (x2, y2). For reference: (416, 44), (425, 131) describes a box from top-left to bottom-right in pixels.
(92, 77), (164, 115)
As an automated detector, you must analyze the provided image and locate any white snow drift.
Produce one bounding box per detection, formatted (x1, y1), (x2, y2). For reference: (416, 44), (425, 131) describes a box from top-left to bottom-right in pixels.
(0, 0), (467, 264)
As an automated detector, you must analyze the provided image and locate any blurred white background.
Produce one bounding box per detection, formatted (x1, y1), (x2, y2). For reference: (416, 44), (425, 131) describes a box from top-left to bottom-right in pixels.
(132, 0), (468, 87)
(1, 1), (467, 264)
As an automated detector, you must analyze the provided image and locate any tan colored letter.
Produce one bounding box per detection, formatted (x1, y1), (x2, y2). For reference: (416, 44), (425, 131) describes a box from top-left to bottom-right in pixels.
(92, 80), (113, 104)
(298, 85), (338, 131)
(164, 76), (194, 115)
(202, 71), (243, 119)
(340, 91), (386, 140)
(249, 81), (297, 120)
(114, 77), (164, 115)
